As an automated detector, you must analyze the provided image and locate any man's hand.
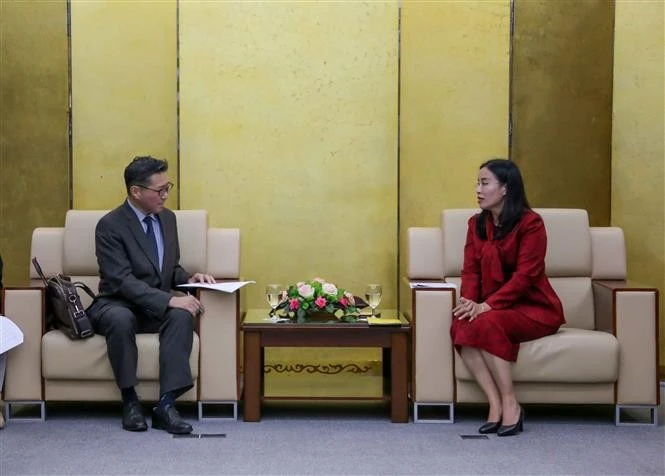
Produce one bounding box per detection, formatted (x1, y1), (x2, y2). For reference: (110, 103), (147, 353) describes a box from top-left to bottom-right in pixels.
(169, 294), (204, 317)
(453, 297), (491, 321)
(188, 273), (216, 284)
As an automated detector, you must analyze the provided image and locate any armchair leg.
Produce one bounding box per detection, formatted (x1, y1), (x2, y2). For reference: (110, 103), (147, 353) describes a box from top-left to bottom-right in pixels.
(197, 401), (238, 421)
(615, 405), (658, 426)
(413, 402), (455, 423)
(5, 401), (46, 422)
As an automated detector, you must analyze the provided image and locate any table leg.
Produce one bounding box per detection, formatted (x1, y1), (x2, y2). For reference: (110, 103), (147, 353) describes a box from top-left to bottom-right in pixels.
(382, 347), (390, 396)
(243, 331), (262, 422)
(390, 332), (409, 423)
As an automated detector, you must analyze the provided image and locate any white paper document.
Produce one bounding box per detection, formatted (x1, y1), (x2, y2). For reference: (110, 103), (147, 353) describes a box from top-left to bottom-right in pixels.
(409, 281), (458, 289)
(177, 281), (256, 293)
(0, 315), (24, 354)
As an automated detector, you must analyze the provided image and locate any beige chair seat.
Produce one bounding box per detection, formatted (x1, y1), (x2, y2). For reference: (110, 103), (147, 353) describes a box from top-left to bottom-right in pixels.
(455, 328), (619, 383)
(42, 331), (200, 381)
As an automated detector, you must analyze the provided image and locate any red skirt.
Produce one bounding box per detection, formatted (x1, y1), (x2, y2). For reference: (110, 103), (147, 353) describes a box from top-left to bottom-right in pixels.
(450, 309), (559, 362)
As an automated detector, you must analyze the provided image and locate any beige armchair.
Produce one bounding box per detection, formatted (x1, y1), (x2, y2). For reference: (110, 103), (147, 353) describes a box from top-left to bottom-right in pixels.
(402, 208), (659, 425)
(1, 210), (242, 421)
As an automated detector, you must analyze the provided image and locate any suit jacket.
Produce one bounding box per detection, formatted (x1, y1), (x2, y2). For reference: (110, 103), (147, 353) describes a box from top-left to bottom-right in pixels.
(460, 209), (565, 328)
(88, 201), (191, 321)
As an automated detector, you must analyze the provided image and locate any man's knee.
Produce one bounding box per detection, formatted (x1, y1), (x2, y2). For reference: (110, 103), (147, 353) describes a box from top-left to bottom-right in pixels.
(99, 307), (137, 336)
(164, 308), (194, 333)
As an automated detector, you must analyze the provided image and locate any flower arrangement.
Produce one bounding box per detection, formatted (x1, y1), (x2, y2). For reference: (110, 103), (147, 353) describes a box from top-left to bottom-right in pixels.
(273, 278), (360, 323)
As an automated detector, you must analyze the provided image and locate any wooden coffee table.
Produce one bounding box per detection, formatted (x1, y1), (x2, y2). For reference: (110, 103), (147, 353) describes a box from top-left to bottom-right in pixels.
(240, 309), (410, 422)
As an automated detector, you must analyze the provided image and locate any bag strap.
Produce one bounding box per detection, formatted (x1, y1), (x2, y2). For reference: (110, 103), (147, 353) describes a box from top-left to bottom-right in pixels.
(31, 257), (50, 287)
(73, 282), (97, 300)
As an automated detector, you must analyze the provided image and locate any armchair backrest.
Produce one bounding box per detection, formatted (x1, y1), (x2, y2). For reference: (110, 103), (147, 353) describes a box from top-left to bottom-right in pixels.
(30, 209), (240, 306)
(408, 208), (628, 330)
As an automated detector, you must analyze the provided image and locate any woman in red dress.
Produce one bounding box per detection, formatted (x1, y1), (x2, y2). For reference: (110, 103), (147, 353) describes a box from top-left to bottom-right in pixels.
(450, 159), (565, 437)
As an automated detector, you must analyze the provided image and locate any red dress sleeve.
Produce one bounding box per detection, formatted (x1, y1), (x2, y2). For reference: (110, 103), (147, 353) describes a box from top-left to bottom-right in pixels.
(460, 215), (481, 302)
(484, 212), (547, 309)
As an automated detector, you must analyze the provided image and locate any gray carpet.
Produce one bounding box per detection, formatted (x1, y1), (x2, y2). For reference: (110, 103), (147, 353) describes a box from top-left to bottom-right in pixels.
(1, 399), (664, 476)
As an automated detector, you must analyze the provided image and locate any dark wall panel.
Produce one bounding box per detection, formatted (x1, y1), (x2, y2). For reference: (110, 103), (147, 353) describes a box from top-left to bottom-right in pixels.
(511, 0), (614, 226)
(0, 1), (70, 285)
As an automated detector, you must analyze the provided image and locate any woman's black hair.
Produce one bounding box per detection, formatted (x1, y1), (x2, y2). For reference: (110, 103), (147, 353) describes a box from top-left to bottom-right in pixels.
(476, 158), (531, 240)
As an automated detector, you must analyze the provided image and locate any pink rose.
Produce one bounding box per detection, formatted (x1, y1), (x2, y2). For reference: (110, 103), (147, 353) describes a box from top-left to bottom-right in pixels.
(289, 298), (300, 311)
(344, 291), (355, 305)
(315, 296), (327, 308)
(339, 296), (349, 307)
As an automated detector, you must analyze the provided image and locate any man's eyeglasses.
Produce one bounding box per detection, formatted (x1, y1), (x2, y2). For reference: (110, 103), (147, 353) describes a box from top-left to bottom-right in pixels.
(137, 182), (175, 197)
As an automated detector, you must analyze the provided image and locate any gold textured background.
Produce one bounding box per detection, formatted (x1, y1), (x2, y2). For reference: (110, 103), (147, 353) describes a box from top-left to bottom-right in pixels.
(2, 0), (663, 373)
(511, 0), (614, 226)
(178, 2), (399, 396)
(179, 1), (399, 308)
(70, 0), (178, 209)
(611, 0), (664, 362)
(399, 0), (511, 280)
(0, 0), (69, 286)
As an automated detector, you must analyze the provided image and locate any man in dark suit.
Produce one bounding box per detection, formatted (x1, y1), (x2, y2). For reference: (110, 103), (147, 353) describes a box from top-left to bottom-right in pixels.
(87, 156), (215, 434)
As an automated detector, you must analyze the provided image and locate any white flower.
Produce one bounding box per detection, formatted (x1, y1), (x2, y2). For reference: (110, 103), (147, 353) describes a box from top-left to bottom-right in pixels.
(312, 277), (326, 284)
(298, 284), (315, 299)
(322, 283), (338, 296)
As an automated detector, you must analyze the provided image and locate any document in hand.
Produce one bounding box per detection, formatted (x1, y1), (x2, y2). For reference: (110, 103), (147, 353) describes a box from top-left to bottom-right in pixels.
(0, 315), (24, 353)
(177, 281), (256, 293)
(409, 281), (457, 289)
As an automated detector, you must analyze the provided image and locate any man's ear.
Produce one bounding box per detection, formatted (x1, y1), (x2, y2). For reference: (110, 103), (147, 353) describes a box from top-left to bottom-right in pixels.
(128, 185), (141, 200)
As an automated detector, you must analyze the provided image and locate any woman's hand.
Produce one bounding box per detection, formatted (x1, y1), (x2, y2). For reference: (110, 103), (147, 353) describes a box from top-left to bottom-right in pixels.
(453, 297), (491, 321)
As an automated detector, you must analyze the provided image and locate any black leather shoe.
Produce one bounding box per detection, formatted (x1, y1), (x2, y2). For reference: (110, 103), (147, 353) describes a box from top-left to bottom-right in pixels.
(152, 405), (193, 435)
(122, 401), (147, 432)
(497, 407), (524, 437)
(478, 421), (501, 434)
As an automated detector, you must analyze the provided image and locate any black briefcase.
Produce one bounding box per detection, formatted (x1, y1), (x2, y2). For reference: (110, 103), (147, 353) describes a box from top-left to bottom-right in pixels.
(32, 257), (95, 340)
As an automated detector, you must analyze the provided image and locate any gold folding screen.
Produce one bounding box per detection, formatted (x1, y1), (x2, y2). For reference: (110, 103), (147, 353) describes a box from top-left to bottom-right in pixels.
(612, 0), (665, 363)
(399, 0), (511, 282)
(9, 1), (661, 369)
(511, 0), (614, 226)
(0, 1), (69, 285)
(179, 2), (399, 309)
(71, 1), (178, 209)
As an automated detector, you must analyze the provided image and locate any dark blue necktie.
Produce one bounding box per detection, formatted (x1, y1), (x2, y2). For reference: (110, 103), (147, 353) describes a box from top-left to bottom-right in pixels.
(143, 216), (159, 265)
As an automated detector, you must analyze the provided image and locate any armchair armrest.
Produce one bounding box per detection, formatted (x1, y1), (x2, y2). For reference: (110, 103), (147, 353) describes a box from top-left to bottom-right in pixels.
(592, 280), (659, 405)
(1, 287), (44, 401)
(197, 289), (240, 402)
(402, 278), (456, 403)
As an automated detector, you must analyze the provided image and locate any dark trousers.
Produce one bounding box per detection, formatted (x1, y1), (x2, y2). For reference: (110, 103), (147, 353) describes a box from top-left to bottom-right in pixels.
(92, 306), (194, 396)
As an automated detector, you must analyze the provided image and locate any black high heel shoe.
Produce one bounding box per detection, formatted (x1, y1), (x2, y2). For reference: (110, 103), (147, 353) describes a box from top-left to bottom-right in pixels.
(478, 421), (501, 434)
(497, 407), (524, 437)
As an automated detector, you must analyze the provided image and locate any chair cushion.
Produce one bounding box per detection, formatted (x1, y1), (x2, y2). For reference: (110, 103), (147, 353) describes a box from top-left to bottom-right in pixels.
(42, 331), (199, 381)
(455, 328), (618, 383)
(63, 210), (108, 276)
(175, 210), (208, 273)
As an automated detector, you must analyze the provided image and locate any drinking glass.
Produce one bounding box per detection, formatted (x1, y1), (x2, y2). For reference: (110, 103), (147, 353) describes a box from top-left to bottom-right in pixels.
(365, 284), (382, 317)
(266, 284), (283, 316)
